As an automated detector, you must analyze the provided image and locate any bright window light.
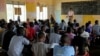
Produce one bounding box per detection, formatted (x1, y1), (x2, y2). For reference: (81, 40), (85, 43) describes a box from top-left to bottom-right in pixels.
(40, 12), (43, 20)
(36, 6), (48, 20)
(6, 4), (26, 22)
(6, 4), (13, 22)
(43, 7), (48, 20)
(36, 6), (40, 20)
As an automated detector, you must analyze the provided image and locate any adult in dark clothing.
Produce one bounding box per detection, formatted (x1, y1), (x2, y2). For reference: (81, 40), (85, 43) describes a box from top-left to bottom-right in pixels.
(72, 27), (88, 55)
(2, 23), (15, 51)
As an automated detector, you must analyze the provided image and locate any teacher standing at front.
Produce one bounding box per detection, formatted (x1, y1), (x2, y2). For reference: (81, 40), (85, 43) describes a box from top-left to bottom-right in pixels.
(68, 8), (74, 23)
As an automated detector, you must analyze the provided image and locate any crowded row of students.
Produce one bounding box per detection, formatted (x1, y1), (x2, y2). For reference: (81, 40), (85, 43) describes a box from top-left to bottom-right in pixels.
(0, 18), (100, 56)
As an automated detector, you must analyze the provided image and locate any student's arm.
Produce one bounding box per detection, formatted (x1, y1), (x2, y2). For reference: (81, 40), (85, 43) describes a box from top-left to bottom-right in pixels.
(23, 37), (30, 45)
(45, 44), (51, 53)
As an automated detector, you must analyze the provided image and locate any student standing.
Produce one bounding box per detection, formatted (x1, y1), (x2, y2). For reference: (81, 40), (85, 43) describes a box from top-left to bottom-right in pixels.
(8, 27), (29, 56)
(31, 32), (50, 56)
(2, 23), (15, 51)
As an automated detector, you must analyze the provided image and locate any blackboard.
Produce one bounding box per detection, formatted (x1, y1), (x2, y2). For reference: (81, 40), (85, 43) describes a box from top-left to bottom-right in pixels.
(61, 1), (99, 15)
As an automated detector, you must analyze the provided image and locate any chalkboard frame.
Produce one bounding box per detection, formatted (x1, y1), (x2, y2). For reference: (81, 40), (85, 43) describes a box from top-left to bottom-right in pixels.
(61, 1), (99, 15)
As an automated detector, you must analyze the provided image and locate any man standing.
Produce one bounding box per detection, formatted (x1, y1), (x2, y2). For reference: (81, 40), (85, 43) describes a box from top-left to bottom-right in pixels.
(68, 8), (74, 23)
(8, 27), (29, 56)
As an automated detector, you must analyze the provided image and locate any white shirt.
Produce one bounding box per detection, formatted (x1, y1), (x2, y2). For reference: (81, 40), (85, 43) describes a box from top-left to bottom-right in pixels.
(50, 43), (59, 48)
(81, 31), (90, 39)
(60, 22), (67, 30)
(68, 10), (74, 17)
(8, 35), (29, 56)
(53, 45), (75, 56)
(49, 33), (61, 44)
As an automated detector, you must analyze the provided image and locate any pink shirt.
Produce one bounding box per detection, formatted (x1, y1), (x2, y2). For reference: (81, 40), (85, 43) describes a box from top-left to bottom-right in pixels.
(66, 33), (75, 39)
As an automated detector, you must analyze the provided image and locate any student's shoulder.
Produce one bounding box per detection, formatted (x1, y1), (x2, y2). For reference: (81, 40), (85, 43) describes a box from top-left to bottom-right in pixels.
(54, 45), (60, 48)
(22, 36), (29, 40)
(65, 46), (74, 49)
(32, 42), (37, 46)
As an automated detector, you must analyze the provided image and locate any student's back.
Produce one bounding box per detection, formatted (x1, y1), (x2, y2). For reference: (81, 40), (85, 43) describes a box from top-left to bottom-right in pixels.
(92, 20), (100, 36)
(8, 35), (29, 56)
(31, 32), (49, 56)
(49, 33), (61, 44)
(31, 42), (49, 56)
(2, 23), (15, 51)
(53, 45), (75, 56)
(72, 36), (87, 55)
(92, 25), (100, 36)
(53, 35), (75, 56)
(2, 30), (15, 51)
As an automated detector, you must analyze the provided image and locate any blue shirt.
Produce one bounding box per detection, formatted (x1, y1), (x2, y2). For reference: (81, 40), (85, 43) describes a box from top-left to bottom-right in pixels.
(53, 45), (75, 56)
(8, 35), (29, 56)
(93, 25), (100, 35)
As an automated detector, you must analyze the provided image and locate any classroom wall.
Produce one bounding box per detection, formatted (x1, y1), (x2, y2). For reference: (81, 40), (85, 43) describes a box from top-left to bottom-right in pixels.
(1, 0), (100, 24)
(53, 0), (100, 25)
(5, 0), (54, 21)
(0, 0), (7, 20)
(26, 0), (54, 21)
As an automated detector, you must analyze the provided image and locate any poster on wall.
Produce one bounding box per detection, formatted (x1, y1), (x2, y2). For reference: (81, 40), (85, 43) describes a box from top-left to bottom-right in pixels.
(0, 0), (6, 12)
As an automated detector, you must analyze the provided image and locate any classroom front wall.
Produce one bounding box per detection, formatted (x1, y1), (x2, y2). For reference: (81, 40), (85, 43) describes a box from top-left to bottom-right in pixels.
(61, 15), (100, 25)
(1, 0), (99, 24)
(53, 0), (99, 25)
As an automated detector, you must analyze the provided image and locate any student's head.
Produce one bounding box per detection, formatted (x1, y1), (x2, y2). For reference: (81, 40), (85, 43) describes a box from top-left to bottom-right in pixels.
(68, 21), (73, 27)
(54, 27), (59, 33)
(23, 22), (27, 28)
(95, 20), (99, 25)
(34, 19), (37, 22)
(0, 22), (7, 28)
(88, 21), (91, 24)
(17, 27), (25, 36)
(38, 32), (46, 42)
(61, 20), (65, 23)
(78, 27), (84, 35)
(41, 26), (46, 31)
(81, 25), (85, 30)
(27, 18), (29, 22)
(34, 21), (39, 25)
(7, 23), (14, 30)
(9, 19), (13, 23)
(60, 35), (71, 47)
(76, 23), (79, 27)
(74, 19), (76, 23)
(29, 22), (34, 27)
(66, 27), (72, 33)
(85, 23), (89, 28)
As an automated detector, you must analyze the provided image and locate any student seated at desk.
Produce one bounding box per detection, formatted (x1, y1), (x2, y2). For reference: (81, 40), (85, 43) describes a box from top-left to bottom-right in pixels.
(53, 35), (75, 56)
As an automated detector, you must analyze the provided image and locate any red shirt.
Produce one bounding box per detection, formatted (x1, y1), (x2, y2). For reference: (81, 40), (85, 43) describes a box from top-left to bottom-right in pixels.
(26, 27), (36, 40)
